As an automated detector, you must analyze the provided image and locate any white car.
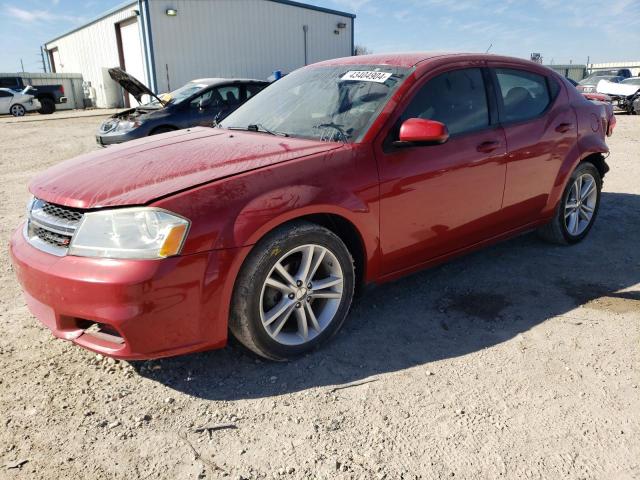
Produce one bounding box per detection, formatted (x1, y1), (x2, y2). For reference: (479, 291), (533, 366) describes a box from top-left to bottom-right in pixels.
(0, 87), (41, 117)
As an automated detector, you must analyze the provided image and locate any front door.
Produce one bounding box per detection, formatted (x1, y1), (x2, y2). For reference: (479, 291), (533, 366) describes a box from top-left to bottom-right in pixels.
(375, 67), (507, 275)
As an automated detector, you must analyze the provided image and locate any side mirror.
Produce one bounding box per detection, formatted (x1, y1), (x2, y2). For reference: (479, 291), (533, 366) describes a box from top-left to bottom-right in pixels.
(395, 118), (449, 147)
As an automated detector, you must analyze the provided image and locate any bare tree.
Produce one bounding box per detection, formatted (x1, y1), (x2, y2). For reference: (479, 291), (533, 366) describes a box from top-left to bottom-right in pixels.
(354, 45), (372, 56)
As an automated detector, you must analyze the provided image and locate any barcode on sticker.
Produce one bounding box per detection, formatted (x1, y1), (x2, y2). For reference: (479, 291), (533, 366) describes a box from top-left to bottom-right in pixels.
(341, 71), (392, 83)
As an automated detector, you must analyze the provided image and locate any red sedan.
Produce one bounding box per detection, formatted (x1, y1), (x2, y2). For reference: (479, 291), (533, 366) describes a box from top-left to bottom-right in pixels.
(10, 53), (615, 360)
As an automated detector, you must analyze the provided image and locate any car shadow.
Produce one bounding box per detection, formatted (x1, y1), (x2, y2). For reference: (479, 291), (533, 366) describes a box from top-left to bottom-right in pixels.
(132, 192), (640, 400)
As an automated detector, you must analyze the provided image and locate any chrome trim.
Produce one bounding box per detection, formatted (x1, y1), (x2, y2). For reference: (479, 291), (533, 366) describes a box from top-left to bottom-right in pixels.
(23, 222), (68, 257)
(24, 198), (84, 256)
(29, 216), (77, 236)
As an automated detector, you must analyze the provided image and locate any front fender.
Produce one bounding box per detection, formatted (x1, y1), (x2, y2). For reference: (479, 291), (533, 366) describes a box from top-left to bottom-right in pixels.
(154, 144), (381, 278)
(228, 186), (371, 248)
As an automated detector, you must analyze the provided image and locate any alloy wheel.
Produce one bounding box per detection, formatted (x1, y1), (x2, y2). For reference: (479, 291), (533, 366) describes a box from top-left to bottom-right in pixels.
(564, 173), (597, 236)
(259, 244), (344, 346)
(10, 104), (25, 117)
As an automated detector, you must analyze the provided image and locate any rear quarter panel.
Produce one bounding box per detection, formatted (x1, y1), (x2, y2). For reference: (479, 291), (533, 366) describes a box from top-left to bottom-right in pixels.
(544, 80), (611, 213)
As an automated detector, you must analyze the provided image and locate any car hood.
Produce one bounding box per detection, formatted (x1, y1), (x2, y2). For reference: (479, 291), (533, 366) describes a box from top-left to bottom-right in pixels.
(29, 128), (342, 209)
(108, 67), (166, 106)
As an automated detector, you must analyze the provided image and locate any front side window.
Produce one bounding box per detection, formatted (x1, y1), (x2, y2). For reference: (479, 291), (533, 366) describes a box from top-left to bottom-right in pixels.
(399, 68), (489, 136)
(220, 65), (410, 142)
(190, 89), (220, 109)
(217, 86), (241, 107)
(495, 68), (551, 123)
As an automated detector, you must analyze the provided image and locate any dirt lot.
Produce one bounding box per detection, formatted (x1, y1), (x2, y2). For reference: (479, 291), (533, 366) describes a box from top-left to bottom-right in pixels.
(1, 114), (638, 480)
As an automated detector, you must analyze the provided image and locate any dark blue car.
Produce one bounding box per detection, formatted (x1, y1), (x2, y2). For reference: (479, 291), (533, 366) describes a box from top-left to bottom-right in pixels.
(97, 68), (268, 145)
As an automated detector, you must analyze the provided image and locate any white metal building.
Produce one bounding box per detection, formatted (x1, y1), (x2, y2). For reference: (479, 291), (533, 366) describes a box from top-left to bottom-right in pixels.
(44, 0), (355, 108)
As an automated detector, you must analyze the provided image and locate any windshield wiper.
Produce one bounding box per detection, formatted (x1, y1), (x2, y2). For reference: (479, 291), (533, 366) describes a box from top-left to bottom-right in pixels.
(246, 123), (289, 137)
(313, 123), (349, 143)
(225, 124), (289, 136)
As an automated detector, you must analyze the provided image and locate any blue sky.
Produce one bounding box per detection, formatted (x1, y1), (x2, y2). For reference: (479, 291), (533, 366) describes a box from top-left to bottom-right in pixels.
(1, 0), (638, 72)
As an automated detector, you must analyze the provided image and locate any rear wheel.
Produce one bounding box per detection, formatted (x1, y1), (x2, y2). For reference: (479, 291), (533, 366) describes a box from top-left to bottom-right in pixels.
(10, 104), (25, 117)
(538, 162), (602, 244)
(38, 97), (55, 114)
(230, 221), (355, 361)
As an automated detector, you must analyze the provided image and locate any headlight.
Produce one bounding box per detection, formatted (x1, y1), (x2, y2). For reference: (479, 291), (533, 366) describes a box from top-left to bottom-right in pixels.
(115, 120), (140, 132)
(69, 207), (190, 259)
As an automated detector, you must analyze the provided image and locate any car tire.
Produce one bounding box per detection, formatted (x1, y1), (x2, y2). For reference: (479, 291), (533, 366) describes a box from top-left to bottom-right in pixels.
(537, 161), (602, 245)
(230, 221), (355, 361)
(150, 126), (176, 135)
(10, 104), (26, 117)
(38, 98), (55, 114)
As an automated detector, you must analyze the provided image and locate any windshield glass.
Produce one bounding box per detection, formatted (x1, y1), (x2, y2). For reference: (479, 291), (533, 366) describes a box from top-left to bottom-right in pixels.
(622, 78), (640, 85)
(220, 65), (411, 142)
(146, 82), (207, 106)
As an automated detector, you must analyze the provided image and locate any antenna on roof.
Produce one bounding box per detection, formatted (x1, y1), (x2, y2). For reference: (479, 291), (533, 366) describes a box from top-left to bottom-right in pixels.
(485, 43), (493, 53)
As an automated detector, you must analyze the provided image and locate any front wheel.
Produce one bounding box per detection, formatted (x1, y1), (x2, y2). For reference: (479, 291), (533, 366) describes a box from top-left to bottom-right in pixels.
(538, 162), (602, 244)
(230, 221), (355, 360)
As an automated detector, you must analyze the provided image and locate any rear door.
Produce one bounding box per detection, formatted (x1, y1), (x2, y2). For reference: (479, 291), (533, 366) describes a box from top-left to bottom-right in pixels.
(375, 67), (508, 275)
(490, 65), (575, 227)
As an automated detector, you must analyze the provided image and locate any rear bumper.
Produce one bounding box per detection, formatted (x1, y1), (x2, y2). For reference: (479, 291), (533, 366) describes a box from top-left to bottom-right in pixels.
(9, 224), (238, 359)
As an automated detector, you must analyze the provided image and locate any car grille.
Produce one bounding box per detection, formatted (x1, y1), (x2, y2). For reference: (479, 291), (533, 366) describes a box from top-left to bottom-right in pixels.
(24, 198), (84, 256)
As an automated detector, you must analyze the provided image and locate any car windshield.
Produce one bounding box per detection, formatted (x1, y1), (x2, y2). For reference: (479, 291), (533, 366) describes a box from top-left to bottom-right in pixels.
(622, 78), (640, 85)
(220, 65), (411, 142)
(145, 82), (207, 106)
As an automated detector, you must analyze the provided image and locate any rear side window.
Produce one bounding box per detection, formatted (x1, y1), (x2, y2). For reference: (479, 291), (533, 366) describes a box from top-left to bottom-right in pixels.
(400, 68), (489, 136)
(495, 68), (551, 123)
(0, 90), (13, 97)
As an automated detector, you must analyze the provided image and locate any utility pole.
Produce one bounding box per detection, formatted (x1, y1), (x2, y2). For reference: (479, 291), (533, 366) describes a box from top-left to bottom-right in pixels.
(20, 58), (25, 72)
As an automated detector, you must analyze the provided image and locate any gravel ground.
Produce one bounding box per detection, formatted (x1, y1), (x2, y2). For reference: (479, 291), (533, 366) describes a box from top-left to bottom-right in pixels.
(1, 114), (638, 480)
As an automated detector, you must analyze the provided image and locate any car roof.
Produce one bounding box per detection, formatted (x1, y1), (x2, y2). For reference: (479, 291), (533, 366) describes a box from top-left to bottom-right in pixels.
(189, 78), (267, 86)
(310, 52), (546, 69)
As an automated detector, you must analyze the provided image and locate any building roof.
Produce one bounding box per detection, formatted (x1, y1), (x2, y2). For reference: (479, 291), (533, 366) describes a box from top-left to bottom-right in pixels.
(46, 0), (136, 45)
(267, 0), (355, 18)
(45, 0), (355, 46)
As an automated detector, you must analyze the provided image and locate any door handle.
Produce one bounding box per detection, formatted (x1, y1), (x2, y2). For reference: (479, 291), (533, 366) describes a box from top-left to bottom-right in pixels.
(555, 123), (573, 133)
(476, 141), (500, 153)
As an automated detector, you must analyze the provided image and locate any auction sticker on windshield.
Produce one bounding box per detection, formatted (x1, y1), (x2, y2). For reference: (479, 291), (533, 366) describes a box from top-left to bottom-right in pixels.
(341, 71), (393, 83)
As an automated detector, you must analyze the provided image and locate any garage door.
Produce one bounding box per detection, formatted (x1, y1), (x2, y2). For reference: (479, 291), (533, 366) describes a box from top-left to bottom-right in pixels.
(118, 18), (146, 107)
